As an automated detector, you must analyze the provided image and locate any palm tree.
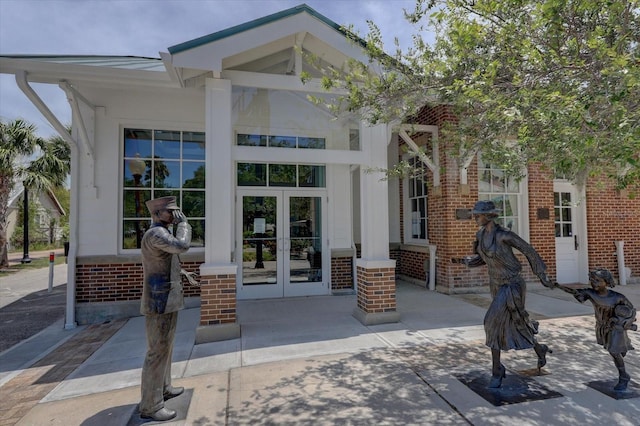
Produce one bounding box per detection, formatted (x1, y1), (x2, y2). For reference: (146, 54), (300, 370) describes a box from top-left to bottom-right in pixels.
(0, 119), (71, 268)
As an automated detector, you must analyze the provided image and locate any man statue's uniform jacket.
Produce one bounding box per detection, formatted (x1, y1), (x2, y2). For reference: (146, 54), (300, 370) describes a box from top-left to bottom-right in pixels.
(139, 220), (191, 416)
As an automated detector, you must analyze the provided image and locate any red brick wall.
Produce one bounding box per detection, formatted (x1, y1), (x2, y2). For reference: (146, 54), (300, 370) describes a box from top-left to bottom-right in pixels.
(398, 249), (426, 280)
(75, 261), (201, 303)
(585, 178), (640, 281)
(396, 104), (640, 289)
(356, 266), (396, 313)
(397, 106), (564, 291)
(526, 164), (556, 279)
(400, 105), (484, 291)
(199, 274), (237, 325)
(331, 256), (354, 290)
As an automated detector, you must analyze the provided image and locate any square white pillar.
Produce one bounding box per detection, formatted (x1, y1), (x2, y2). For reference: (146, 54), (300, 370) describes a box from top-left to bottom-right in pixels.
(359, 122), (391, 260)
(204, 78), (234, 265)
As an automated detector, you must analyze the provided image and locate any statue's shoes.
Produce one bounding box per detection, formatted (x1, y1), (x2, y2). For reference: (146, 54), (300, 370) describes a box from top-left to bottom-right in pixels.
(141, 407), (177, 421)
(163, 386), (184, 400)
(614, 373), (631, 391)
(487, 364), (506, 389)
(535, 344), (552, 370)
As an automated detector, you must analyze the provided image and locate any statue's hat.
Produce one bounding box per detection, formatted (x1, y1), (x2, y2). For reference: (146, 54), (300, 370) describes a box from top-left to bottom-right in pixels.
(145, 196), (179, 215)
(471, 200), (502, 215)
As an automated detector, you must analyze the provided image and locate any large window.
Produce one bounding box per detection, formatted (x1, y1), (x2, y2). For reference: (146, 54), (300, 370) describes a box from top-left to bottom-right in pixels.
(478, 155), (523, 234)
(404, 156), (428, 243)
(122, 128), (205, 249)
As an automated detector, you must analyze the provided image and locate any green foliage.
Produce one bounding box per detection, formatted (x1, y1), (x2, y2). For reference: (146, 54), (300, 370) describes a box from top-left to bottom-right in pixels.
(0, 119), (71, 267)
(321, 0), (640, 192)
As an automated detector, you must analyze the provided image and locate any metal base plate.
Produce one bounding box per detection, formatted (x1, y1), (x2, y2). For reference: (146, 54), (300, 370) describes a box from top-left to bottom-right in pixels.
(457, 370), (563, 406)
(128, 388), (193, 425)
(587, 380), (640, 400)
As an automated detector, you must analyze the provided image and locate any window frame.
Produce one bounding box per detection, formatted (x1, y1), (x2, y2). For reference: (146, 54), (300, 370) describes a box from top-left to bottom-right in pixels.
(477, 154), (530, 240)
(402, 154), (429, 245)
(121, 127), (206, 251)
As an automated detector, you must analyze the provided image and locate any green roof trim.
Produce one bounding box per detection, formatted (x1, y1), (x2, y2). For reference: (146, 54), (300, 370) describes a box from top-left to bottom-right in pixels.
(168, 3), (363, 54)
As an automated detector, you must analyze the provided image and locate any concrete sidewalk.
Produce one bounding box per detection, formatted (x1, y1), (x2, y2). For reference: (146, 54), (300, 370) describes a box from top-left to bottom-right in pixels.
(1, 267), (639, 425)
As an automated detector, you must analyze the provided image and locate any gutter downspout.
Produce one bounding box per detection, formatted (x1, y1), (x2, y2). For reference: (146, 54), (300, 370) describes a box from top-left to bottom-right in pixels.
(15, 71), (80, 329)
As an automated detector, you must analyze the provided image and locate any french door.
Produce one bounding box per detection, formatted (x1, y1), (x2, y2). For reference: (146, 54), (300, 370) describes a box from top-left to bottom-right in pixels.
(236, 189), (327, 299)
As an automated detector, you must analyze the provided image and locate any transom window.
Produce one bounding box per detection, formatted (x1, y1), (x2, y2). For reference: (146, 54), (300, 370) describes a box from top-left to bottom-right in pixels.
(478, 155), (522, 233)
(122, 128), (205, 249)
(237, 163), (325, 188)
(237, 133), (325, 149)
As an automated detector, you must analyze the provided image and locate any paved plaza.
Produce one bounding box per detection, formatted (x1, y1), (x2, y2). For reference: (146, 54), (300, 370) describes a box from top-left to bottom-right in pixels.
(1, 262), (639, 425)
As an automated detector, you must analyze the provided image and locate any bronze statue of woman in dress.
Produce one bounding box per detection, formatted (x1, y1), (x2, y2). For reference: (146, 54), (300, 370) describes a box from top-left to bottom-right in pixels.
(454, 200), (555, 388)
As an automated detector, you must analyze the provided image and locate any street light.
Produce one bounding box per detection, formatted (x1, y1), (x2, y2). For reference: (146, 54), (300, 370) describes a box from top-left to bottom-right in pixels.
(128, 154), (146, 248)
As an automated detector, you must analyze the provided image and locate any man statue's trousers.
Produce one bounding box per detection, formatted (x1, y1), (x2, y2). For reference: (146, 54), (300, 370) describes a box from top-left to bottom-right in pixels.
(139, 311), (178, 415)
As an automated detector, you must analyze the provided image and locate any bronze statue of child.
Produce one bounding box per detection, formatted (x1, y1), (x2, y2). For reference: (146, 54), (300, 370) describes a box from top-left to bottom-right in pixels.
(556, 268), (637, 391)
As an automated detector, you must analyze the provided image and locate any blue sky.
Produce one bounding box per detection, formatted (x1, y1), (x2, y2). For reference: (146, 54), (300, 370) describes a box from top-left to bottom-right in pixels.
(0, 0), (428, 138)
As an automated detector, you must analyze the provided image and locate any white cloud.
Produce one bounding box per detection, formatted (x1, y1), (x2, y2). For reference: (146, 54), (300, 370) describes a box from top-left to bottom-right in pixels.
(0, 0), (427, 137)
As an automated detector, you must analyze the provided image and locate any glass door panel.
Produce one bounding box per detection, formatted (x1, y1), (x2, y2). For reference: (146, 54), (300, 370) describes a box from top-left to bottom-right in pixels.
(284, 193), (327, 297)
(288, 197), (322, 284)
(239, 193), (282, 298)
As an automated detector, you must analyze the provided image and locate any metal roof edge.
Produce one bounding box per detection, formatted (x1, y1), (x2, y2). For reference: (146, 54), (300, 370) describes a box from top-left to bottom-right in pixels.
(0, 54), (160, 61)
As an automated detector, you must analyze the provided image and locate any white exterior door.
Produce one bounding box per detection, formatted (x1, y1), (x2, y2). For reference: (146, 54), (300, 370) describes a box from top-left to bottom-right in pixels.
(236, 189), (328, 299)
(553, 181), (587, 283)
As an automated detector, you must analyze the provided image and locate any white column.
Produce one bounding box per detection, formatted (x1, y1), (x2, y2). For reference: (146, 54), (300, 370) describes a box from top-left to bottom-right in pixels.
(358, 122), (391, 261)
(203, 78), (235, 270)
(387, 134), (401, 243)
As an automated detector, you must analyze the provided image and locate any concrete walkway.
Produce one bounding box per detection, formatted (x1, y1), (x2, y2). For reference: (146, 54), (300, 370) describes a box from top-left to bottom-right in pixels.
(1, 265), (639, 425)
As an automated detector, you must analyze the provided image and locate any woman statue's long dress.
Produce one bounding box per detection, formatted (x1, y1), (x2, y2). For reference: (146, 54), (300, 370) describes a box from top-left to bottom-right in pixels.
(458, 200), (555, 388)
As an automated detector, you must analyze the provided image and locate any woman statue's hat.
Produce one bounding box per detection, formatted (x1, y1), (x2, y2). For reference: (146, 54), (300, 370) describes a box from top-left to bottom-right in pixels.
(471, 200), (502, 215)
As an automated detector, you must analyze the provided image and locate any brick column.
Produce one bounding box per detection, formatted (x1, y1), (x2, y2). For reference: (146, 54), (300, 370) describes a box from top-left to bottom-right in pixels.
(353, 259), (399, 325)
(195, 265), (240, 343)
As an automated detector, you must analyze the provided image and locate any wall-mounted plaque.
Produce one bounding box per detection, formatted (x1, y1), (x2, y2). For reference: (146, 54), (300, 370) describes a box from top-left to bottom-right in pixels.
(456, 208), (472, 220)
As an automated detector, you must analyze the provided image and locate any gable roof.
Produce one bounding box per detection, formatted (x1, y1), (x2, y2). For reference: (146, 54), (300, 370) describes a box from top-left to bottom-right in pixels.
(168, 4), (363, 55)
(166, 4), (372, 75)
(8, 183), (66, 216)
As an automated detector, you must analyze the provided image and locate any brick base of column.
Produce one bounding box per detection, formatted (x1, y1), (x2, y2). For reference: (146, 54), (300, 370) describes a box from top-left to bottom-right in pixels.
(353, 260), (399, 325)
(195, 265), (240, 343)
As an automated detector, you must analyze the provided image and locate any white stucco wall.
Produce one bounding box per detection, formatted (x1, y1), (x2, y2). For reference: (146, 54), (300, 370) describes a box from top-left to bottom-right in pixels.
(328, 164), (353, 250)
(74, 84), (205, 256)
(72, 84), (357, 258)
(232, 88), (356, 251)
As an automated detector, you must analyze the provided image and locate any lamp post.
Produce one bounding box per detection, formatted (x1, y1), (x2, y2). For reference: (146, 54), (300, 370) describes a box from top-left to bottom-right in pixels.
(20, 185), (31, 263)
(128, 154), (146, 248)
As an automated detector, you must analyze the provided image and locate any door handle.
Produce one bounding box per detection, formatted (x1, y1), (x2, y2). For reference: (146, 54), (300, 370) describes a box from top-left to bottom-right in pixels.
(574, 235), (579, 250)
